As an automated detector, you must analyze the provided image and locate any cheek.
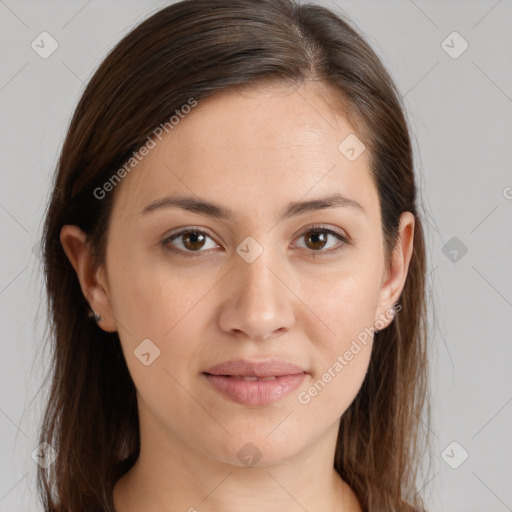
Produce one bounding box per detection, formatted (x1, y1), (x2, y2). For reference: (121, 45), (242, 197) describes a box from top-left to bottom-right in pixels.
(110, 259), (212, 377)
(298, 268), (381, 347)
(109, 249), (195, 338)
(110, 263), (206, 414)
(295, 268), (379, 411)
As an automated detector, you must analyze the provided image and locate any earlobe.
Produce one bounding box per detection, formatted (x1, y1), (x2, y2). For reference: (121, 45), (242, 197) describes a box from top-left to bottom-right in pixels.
(374, 212), (415, 329)
(59, 225), (117, 333)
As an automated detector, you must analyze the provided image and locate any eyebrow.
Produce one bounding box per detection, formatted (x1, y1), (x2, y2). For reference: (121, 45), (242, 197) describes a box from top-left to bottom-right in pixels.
(140, 192), (366, 220)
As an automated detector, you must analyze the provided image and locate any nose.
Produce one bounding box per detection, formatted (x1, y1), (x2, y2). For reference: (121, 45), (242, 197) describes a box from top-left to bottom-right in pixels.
(217, 248), (297, 341)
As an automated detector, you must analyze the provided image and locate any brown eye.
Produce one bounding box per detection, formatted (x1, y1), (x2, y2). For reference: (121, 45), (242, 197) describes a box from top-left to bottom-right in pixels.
(179, 230), (207, 251)
(161, 225), (351, 259)
(294, 226), (350, 256)
(303, 230), (329, 250)
(162, 229), (218, 257)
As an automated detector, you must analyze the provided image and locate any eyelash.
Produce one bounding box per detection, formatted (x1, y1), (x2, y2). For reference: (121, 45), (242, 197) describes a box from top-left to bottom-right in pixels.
(161, 225), (352, 259)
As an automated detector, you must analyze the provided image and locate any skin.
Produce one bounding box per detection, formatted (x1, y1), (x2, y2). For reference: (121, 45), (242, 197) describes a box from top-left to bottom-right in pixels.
(60, 81), (414, 512)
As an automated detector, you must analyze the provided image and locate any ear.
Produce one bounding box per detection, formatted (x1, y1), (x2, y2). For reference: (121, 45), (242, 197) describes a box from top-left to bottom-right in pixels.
(59, 225), (117, 333)
(374, 211), (415, 329)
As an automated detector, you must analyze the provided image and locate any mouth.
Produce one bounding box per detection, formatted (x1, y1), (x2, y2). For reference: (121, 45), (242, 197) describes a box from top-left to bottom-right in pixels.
(203, 357), (307, 378)
(201, 358), (308, 406)
(203, 374), (281, 381)
(201, 360), (307, 406)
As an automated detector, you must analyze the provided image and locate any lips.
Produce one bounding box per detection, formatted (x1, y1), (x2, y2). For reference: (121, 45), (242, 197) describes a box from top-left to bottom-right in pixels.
(203, 373), (306, 406)
(203, 358), (307, 378)
(202, 358), (308, 406)
(223, 375), (278, 381)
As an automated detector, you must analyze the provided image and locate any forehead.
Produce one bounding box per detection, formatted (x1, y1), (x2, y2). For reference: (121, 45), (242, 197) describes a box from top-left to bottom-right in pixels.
(112, 82), (378, 224)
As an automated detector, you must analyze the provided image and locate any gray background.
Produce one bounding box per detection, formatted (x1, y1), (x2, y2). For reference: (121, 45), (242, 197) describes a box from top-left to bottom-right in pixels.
(1, 0), (511, 510)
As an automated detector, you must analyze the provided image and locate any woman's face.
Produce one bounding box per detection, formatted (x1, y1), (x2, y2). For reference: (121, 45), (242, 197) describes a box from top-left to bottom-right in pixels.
(68, 81), (413, 468)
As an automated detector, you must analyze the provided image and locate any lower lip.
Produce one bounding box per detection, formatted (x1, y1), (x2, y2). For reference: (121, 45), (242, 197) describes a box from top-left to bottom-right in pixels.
(203, 373), (307, 406)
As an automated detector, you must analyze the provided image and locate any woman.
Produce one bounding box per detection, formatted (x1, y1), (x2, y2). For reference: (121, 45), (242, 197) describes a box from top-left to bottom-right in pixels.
(38, 0), (432, 510)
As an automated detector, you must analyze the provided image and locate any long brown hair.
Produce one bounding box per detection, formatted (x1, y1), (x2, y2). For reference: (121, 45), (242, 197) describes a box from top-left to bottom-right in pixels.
(38, 0), (432, 510)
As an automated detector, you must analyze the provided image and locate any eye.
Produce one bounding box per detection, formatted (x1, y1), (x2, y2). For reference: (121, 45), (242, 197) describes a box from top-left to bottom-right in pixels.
(161, 225), (352, 258)
(161, 228), (218, 258)
(293, 225), (351, 256)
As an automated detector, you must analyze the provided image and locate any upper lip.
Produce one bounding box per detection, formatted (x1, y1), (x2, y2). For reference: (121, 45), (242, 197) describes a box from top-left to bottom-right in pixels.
(203, 358), (307, 377)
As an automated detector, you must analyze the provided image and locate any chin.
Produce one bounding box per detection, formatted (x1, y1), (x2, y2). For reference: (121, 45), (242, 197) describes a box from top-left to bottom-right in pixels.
(202, 432), (303, 469)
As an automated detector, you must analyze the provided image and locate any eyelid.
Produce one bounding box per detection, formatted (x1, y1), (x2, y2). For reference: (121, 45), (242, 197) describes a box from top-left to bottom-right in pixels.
(161, 226), (220, 257)
(161, 224), (352, 258)
(290, 224), (352, 256)
(292, 224), (350, 244)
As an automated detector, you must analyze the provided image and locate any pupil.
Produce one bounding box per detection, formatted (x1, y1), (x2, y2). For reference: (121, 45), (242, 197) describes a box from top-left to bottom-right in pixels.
(308, 231), (326, 250)
(185, 231), (205, 250)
